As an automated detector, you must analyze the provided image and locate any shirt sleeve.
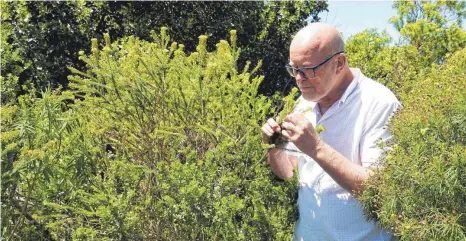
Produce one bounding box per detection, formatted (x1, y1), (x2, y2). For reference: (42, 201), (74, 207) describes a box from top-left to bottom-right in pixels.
(360, 101), (401, 168)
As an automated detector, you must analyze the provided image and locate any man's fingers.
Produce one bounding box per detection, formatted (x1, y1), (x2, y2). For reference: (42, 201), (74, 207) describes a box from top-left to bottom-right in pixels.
(267, 118), (281, 132)
(285, 113), (310, 130)
(281, 121), (297, 133)
(261, 125), (274, 137)
(281, 129), (291, 139)
(261, 119), (282, 144)
(285, 113), (307, 123)
(284, 113), (294, 123)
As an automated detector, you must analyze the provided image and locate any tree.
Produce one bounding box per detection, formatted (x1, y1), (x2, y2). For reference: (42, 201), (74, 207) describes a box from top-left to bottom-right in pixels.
(1, 1), (108, 103)
(345, 0), (466, 98)
(1, 1), (328, 105)
(345, 29), (423, 97)
(390, 0), (466, 64)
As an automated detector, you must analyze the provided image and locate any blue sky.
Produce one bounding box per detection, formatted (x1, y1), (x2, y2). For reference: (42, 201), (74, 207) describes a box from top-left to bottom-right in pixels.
(318, 1), (400, 41)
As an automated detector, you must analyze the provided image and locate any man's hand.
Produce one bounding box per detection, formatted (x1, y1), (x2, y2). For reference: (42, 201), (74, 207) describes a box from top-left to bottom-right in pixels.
(261, 118), (282, 145)
(281, 113), (322, 158)
(261, 118), (298, 180)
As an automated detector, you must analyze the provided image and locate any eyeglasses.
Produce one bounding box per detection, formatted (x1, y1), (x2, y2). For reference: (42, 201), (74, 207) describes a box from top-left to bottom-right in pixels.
(285, 51), (345, 79)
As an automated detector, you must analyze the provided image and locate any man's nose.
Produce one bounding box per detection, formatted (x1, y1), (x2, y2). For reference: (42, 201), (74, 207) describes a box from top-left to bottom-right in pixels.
(295, 71), (307, 83)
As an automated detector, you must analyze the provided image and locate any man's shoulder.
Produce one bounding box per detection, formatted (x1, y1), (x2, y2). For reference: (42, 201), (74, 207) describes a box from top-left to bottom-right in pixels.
(358, 74), (400, 107)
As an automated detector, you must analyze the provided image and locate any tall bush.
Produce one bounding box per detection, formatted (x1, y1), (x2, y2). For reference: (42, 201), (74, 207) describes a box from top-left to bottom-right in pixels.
(1, 89), (99, 240)
(347, 1), (466, 240)
(360, 47), (466, 241)
(1, 29), (298, 240)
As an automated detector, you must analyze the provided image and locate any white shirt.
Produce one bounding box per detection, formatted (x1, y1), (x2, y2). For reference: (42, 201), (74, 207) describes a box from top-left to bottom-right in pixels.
(289, 68), (401, 241)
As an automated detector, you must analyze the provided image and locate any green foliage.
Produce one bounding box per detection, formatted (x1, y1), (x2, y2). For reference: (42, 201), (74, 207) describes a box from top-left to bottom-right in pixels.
(360, 47), (466, 241)
(345, 1), (466, 240)
(1, 1), (31, 103)
(346, 30), (423, 97)
(391, 0), (466, 64)
(277, 87), (301, 124)
(1, 1), (327, 105)
(1, 1), (107, 104)
(1, 88), (99, 240)
(346, 0), (465, 98)
(2, 29), (299, 240)
(345, 29), (392, 81)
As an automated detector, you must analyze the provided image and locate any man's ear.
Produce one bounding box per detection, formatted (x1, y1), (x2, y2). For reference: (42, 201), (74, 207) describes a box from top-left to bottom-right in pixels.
(336, 55), (345, 74)
(337, 55), (346, 68)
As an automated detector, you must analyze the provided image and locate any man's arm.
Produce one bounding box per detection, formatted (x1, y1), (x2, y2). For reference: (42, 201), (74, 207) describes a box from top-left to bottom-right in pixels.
(267, 148), (298, 180)
(281, 113), (374, 196)
(311, 141), (373, 195)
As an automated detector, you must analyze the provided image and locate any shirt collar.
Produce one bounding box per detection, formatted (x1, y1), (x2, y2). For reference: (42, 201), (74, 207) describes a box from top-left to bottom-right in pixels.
(338, 68), (361, 105)
(298, 68), (361, 110)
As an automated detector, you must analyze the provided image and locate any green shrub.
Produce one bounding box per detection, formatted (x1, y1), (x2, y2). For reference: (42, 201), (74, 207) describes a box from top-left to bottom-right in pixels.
(360, 47), (466, 240)
(1, 88), (99, 240)
(1, 28), (298, 240)
(345, 3), (466, 239)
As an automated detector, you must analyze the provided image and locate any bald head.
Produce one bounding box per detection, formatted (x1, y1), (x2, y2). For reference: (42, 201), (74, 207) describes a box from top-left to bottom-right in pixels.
(291, 23), (344, 57)
(288, 23), (353, 105)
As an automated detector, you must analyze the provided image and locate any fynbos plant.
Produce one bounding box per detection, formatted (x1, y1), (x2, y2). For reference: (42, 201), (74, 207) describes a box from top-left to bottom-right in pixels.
(359, 45), (466, 241)
(1, 28), (300, 240)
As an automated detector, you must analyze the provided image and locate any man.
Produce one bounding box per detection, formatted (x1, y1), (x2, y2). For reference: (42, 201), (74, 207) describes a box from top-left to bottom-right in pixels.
(261, 23), (400, 240)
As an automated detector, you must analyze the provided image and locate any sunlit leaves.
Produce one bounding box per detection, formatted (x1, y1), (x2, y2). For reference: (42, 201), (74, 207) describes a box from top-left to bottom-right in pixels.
(2, 28), (300, 240)
(345, 2), (466, 240)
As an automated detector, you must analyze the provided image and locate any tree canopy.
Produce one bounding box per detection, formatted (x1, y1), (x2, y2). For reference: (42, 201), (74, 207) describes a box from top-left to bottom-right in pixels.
(1, 1), (328, 105)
